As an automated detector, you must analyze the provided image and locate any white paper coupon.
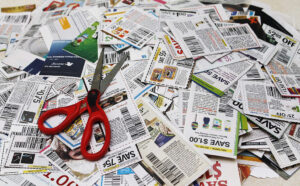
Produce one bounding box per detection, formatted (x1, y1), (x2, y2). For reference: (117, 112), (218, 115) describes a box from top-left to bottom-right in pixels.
(166, 15), (231, 59)
(102, 7), (158, 49)
(241, 80), (300, 122)
(142, 41), (194, 89)
(263, 24), (300, 67)
(266, 135), (300, 169)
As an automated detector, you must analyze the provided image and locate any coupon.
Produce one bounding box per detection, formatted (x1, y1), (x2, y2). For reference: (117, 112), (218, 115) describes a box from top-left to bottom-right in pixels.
(288, 123), (300, 143)
(0, 80), (52, 134)
(240, 80), (300, 123)
(96, 145), (141, 175)
(192, 60), (253, 97)
(266, 135), (300, 169)
(166, 14), (231, 59)
(193, 158), (241, 186)
(241, 62), (265, 80)
(184, 91), (240, 158)
(136, 98), (211, 186)
(4, 134), (52, 169)
(102, 7), (158, 49)
(263, 24), (300, 67)
(142, 41), (194, 89)
(241, 39), (278, 65)
(218, 24), (262, 50)
(193, 52), (249, 73)
(162, 34), (186, 60)
(228, 99), (290, 139)
(265, 59), (300, 98)
(196, 4), (229, 21)
(41, 138), (99, 185)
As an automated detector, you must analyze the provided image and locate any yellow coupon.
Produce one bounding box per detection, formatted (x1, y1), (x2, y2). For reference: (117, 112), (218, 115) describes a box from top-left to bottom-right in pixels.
(59, 17), (71, 30)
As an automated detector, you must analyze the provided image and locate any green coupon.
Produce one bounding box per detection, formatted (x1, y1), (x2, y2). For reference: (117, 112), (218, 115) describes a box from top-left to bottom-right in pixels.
(191, 74), (225, 97)
(64, 21), (99, 63)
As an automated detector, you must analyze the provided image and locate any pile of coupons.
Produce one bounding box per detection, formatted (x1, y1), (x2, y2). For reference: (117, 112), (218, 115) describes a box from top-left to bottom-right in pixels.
(1, 0), (300, 185)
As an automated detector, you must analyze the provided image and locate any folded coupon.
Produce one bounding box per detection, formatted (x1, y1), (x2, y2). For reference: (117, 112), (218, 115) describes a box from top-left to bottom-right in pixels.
(193, 52), (249, 73)
(192, 60), (253, 97)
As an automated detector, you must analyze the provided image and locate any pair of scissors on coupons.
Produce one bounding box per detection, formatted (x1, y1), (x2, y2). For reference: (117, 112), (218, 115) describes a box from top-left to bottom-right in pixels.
(38, 49), (128, 161)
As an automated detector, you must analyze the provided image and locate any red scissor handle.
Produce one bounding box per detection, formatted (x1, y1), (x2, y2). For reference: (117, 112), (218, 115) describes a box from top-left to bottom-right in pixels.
(80, 89), (111, 161)
(38, 89), (111, 161)
(38, 100), (85, 135)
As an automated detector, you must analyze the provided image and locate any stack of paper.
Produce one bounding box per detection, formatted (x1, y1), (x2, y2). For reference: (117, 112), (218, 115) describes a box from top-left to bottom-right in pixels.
(0, 0), (300, 185)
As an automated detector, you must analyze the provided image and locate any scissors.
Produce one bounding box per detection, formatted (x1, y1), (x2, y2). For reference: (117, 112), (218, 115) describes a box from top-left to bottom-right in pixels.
(38, 49), (128, 161)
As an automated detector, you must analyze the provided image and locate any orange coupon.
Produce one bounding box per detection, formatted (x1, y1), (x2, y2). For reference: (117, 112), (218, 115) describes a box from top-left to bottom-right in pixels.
(59, 17), (71, 30)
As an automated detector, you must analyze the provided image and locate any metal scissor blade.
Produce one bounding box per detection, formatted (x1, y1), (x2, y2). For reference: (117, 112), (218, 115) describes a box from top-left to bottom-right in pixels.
(100, 52), (129, 94)
(91, 48), (104, 90)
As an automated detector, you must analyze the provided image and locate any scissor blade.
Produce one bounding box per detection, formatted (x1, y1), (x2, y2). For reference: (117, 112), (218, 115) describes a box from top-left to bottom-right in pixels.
(100, 52), (129, 94)
(91, 49), (104, 90)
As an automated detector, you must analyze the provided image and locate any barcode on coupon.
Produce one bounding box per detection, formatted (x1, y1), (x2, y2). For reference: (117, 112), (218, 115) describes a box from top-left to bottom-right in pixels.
(219, 96), (234, 117)
(182, 36), (204, 56)
(246, 67), (260, 78)
(146, 152), (184, 185)
(14, 137), (48, 150)
(104, 51), (130, 64)
(2, 14), (29, 24)
(273, 139), (297, 162)
(1, 104), (20, 119)
(221, 26), (249, 36)
(257, 44), (268, 53)
(266, 86), (282, 98)
(103, 173), (122, 186)
(0, 104), (20, 131)
(203, 9), (219, 21)
(126, 27), (154, 47)
(121, 107), (146, 140)
(1, 119), (12, 132)
(134, 174), (143, 185)
(96, 2), (109, 8)
(20, 180), (36, 186)
(11, 126), (41, 136)
(277, 48), (290, 65)
(44, 149), (69, 171)
(0, 90), (11, 107)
